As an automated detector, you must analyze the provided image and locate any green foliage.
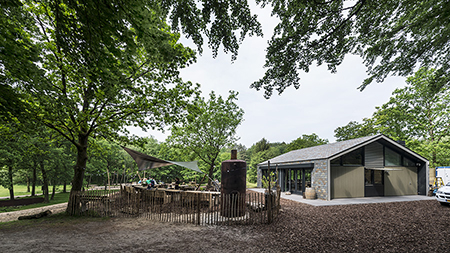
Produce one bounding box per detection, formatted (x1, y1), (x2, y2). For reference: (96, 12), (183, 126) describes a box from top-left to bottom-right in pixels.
(334, 119), (378, 141)
(252, 0), (450, 98)
(162, 0), (263, 60)
(261, 171), (277, 189)
(167, 91), (244, 184)
(248, 142), (286, 183)
(285, 133), (328, 152)
(253, 138), (271, 153)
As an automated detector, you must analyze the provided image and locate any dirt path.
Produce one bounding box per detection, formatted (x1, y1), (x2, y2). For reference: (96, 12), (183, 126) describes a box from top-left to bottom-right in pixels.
(0, 203), (67, 223)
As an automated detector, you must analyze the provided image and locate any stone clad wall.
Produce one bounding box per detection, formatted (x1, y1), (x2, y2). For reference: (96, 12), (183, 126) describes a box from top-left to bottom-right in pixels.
(312, 159), (328, 200)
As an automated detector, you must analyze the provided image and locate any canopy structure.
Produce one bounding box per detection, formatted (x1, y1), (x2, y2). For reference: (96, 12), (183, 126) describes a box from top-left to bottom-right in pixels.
(122, 146), (203, 173)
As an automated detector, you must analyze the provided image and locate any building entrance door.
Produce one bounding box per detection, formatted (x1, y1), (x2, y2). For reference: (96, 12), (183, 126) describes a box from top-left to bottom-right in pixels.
(364, 169), (384, 197)
(289, 169), (302, 194)
(283, 168), (312, 195)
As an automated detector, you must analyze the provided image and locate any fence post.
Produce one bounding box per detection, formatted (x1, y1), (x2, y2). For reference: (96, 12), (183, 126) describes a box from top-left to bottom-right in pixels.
(268, 161), (271, 223)
(196, 193), (200, 225)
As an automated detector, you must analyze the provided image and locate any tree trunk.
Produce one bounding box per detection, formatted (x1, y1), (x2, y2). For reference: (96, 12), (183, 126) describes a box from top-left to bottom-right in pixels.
(40, 160), (49, 203)
(51, 184), (56, 200)
(208, 163), (214, 187)
(106, 164), (110, 190)
(8, 166), (14, 200)
(122, 166), (126, 184)
(26, 175), (30, 192)
(86, 175), (90, 189)
(67, 134), (89, 215)
(31, 162), (37, 196)
(63, 181), (67, 193)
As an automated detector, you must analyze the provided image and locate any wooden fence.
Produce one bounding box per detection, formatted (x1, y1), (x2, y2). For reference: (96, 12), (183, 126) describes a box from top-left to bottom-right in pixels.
(68, 186), (280, 225)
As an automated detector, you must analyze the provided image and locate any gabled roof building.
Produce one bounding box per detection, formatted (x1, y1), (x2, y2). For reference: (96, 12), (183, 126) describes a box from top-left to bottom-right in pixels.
(257, 134), (429, 200)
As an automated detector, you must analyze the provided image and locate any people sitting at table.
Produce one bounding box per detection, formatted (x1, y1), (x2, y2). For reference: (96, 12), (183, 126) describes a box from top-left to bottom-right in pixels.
(174, 177), (181, 190)
(146, 177), (156, 189)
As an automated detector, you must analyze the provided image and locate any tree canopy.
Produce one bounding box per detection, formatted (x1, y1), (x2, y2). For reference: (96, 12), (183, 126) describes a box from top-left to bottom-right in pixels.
(251, 0), (450, 98)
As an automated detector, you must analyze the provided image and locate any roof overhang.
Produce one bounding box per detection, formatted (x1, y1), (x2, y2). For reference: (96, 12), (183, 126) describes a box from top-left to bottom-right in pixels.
(258, 162), (314, 170)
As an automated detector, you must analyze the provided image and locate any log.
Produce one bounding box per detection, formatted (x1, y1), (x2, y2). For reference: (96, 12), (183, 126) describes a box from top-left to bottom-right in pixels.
(18, 210), (52, 220)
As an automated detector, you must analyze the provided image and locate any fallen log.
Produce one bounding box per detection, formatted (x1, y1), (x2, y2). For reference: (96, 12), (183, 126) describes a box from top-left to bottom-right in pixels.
(18, 210), (52, 220)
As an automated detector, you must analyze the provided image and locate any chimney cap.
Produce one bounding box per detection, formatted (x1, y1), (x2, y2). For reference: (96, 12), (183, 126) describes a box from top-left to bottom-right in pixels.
(231, 150), (237, 160)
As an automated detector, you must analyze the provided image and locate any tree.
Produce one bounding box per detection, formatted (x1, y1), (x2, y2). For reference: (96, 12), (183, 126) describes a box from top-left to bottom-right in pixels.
(87, 140), (126, 189)
(253, 138), (271, 153)
(251, 0), (450, 98)
(0, 0), (42, 123)
(285, 133), (328, 152)
(247, 142), (286, 183)
(167, 91), (244, 187)
(0, 123), (24, 200)
(334, 119), (378, 141)
(374, 68), (450, 167)
(2, 0), (262, 214)
(235, 143), (250, 162)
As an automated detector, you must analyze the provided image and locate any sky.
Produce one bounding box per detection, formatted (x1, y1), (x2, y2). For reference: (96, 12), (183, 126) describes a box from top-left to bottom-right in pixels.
(130, 4), (407, 148)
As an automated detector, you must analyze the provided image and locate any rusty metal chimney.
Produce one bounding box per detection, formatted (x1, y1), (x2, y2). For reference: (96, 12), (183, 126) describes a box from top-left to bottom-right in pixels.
(221, 149), (247, 217)
(230, 149), (237, 160)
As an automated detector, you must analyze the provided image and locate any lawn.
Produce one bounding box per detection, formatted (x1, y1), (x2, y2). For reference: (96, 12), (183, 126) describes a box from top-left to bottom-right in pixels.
(0, 184), (72, 198)
(246, 181), (257, 188)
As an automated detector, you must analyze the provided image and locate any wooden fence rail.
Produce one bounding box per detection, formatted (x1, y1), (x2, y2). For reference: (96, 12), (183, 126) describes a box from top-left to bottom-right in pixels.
(68, 186), (280, 225)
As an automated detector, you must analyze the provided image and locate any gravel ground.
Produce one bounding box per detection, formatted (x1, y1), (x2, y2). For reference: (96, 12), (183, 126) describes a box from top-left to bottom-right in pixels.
(255, 198), (450, 252)
(1, 198), (449, 252)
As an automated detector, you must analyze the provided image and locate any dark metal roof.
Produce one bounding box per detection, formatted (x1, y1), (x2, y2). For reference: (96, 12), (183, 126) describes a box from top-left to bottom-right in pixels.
(258, 134), (428, 166)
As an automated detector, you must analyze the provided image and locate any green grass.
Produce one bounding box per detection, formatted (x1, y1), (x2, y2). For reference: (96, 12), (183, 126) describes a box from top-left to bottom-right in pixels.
(246, 181), (257, 188)
(0, 185), (72, 198)
(0, 192), (70, 213)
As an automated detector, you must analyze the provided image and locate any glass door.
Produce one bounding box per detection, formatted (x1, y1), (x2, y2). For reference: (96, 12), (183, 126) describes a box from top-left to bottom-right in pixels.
(364, 169), (384, 197)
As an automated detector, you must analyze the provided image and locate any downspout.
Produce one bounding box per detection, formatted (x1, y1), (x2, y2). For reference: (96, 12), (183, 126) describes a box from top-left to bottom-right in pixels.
(327, 159), (331, 201)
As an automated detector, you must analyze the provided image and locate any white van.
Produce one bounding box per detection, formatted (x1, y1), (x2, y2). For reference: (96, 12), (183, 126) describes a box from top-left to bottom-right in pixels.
(435, 182), (450, 206)
(436, 167), (450, 185)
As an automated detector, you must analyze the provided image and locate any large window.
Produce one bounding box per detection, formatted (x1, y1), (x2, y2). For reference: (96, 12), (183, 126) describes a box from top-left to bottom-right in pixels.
(403, 157), (416, 167)
(330, 158), (341, 166)
(385, 147), (401, 166)
(342, 148), (363, 166)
